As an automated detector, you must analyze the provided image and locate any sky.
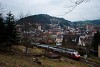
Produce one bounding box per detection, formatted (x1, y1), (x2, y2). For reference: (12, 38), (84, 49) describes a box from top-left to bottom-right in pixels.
(0, 0), (100, 21)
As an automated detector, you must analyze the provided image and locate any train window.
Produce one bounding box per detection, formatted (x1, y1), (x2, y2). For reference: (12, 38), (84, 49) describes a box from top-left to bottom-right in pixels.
(76, 52), (80, 55)
(72, 54), (75, 56)
(68, 53), (71, 55)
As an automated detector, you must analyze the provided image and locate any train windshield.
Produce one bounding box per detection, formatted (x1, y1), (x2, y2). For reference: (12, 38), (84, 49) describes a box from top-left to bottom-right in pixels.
(74, 52), (80, 56)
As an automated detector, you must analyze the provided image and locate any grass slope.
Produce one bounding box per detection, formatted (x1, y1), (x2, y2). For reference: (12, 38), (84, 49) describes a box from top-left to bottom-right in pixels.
(0, 45), (89, 67)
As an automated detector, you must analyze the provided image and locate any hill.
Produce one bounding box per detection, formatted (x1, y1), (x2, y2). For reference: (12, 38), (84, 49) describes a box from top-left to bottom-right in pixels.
(71, 19), (100, 27)
(17, 14), (70, 29)
(81, 19), (100, 25)
(90, 19), (100, 25)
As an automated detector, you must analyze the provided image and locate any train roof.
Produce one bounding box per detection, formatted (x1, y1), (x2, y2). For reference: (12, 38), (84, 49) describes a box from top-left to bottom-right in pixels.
(58, 47), (77, 52)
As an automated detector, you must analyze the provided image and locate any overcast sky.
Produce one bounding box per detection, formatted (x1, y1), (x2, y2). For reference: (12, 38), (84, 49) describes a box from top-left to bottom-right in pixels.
(0, 0), (100, 21)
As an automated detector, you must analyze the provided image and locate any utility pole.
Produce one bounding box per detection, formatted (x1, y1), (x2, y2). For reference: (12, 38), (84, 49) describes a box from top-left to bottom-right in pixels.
(84, 47), (88, 62)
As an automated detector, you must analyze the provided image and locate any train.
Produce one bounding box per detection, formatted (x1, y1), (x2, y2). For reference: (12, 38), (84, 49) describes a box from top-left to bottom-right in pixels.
(53, 47), (81, 59)
(64, 49), (80, 59)
(32, 43), (81, 59)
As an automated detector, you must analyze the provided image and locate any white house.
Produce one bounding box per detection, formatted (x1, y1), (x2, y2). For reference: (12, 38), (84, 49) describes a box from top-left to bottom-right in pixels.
(78, 36), (86, 46)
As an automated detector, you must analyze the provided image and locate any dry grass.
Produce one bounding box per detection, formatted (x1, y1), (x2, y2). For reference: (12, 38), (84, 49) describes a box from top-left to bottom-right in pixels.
(87, 55), (100, 64)
(0, 53), (41, 67)
(0, 45), (90, 67)
(40, 57), (89, 67)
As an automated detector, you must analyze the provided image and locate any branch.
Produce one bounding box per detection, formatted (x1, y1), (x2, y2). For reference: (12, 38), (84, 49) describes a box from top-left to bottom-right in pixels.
(0, 3), (4, 13)
(62, 0), (89, 15)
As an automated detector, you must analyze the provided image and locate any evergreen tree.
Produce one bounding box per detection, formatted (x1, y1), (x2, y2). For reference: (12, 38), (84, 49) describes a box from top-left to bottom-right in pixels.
(92, 30), (100, 56)
(5, 12), (19, 51)
(0, 13), (5, 44)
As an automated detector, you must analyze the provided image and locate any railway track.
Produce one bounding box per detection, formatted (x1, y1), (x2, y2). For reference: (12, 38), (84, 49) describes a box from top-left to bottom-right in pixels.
(32, 43), (100, 67)
(80, 58), (100, 67)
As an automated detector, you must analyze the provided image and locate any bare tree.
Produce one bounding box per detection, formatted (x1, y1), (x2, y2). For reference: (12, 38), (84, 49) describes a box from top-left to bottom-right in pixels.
(0, 3), (3, 14)
(64, 0), (90, 15)
(21, 22), (33, 53)
(18, 12), (31, 20)
(18, 12), (25, 19)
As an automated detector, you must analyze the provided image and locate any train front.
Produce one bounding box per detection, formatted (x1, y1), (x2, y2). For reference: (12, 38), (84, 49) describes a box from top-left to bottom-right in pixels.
(73, 51), (81, 59)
